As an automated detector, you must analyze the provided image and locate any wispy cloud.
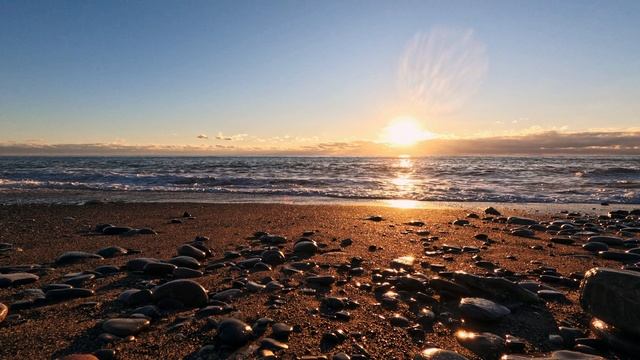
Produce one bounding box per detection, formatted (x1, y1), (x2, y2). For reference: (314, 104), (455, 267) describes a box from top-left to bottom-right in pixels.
(196, 134), (208, 139)
(215, 132), (248, 141)
(1, 130), (639, 156)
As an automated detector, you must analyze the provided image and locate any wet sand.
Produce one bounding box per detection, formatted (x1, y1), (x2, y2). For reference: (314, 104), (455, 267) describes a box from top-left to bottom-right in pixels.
(0, 202), (636, 359)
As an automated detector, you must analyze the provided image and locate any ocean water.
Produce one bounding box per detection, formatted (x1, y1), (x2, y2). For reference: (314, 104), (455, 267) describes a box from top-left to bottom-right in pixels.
(0, 156), (638, 204)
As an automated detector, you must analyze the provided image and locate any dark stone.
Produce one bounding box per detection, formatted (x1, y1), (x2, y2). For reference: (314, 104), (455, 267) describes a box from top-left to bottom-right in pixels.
(152, 279), (208, 308)
(217, 318), (253, 347)
(102, 318), (150, 337)
(580, 267), (640, 337)
(55, 251), (103, 265)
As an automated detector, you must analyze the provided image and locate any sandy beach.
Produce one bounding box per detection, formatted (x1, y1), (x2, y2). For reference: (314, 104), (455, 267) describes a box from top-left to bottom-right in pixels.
(0, 202), (638, 359)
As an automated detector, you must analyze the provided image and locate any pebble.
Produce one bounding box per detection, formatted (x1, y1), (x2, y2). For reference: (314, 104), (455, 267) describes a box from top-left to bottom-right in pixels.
(102, 226), (134, 235)
(143, 262), (177, 276)
(271, 322), (293, 340)
(152, 279), (208, 307)
(294, 239), (319, 257)
(168, 256), (201, 269)
(582, 242), (608, 252)
(458, 297), (511, 322)
(587, 236), (624, 246)
(507, 217), (538, 225)
(96, 246), (128, 258)
(102, 318), (150, 337)
(580, 267), (640, 337)
(590, 318), (640, 356)
(0, 272), (39, 288)
(455, 330), (505, 360)
(306, 275), (336, 286)
(55, 251), (104, 265)
(261, 249), (286, 265)
(414, 348), (469, 360)
(45, 288), (95, 301)
(217, 318), (253, 347)
(177, 244), (207, 260)
(173, 267), (203, 278)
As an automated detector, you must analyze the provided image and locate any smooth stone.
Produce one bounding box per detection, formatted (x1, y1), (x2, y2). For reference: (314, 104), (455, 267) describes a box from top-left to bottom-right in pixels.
(45, 288), (94, 301)
(143, 262), (177, 276)
(484, 207), (501, 216)
(452, 271), (540, 303)
(414, 348), (469, 360)
(55, 251), (104, 265)
(294, 240), (319, 257)
(246, 281), (266, 292)
(217, 318), (253, 347)
(94, 265), (120, 275)
(64, 274), (95, 287)
(0, 272), (39, 288)
(306, 275), (336, 286)
(391, 256), (415, 269)
(96, 246), (128, 258)
(597, 251), (640, 262)
(118, 289), (153, 306)
(459, 297), (510, 322)
(177, 244), (207, 260)
(455, 330), (505, 360)
(0, 303), (7, 323)
(102, 226), (133, 235)
(261, 249), (286, 265)
(168, 256), (201, 269)
(580, 267), (640, 337)
(211, 288), (243, 301)
(260, 337), (289, 350)
(389, 314), (411, 327)
(271, 322), (293, 340)
(102, 318), (150, 337)
(507, 217), (538, 225)
(511, 228), (535, 237)
(131, 305), (162, 319)
(582, 242), (608, 252)
(152, 279), (208, 307)
(590, 318), (640, 356)
(587, 236), (624, 246)
(93, 349), (116, 360)
(173, 267), (203, 278)
(125, 258), (160, 272)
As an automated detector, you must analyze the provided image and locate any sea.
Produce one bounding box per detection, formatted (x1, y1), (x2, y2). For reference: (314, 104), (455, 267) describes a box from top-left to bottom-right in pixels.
(0, 156), (638, 205)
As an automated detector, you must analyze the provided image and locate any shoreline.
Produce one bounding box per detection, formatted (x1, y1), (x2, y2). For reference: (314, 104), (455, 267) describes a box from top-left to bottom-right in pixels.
(1, 189), (639, 211)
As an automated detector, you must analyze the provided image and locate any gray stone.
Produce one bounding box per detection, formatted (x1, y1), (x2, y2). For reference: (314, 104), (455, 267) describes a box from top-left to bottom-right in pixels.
(96, 246), (128, 258)
(102, 318), (150, 337)
(580, 267), (640, 337)
(587, 236), (624, 246)
(459, 297), (511, 322)
(152, 279), (208, 307)
(55, 251), (103, 265)
(507, 217), (538, 225)
(0, 272), (39, 288)
(177, 244), (207, 260)
(455, 330), (505, 360)
(217, 318), (253, 347)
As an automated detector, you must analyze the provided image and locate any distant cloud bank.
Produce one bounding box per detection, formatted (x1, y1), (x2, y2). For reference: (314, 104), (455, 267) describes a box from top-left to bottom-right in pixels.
(1, 130), (639, 156)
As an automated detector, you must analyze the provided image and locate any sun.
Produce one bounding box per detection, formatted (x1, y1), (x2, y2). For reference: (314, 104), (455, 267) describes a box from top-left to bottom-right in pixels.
(382, 117), (434, 147)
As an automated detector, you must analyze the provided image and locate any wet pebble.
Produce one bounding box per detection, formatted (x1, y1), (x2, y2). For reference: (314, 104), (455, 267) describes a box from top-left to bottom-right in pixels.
(217, 318), (253, 347)
(152, 279), (208, 308)
(459, 297), (510, 322)
(102, 318), (150, 337)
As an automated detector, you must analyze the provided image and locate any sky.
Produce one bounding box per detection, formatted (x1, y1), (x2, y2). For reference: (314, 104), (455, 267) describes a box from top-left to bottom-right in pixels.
(1, 0), (639, 155)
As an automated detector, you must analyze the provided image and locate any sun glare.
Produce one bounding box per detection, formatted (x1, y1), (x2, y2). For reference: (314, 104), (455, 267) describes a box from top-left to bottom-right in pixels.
(382, 117), (433, 147)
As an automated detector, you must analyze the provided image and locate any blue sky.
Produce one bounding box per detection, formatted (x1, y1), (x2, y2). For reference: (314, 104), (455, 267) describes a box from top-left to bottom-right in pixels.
(1, 0), (639, 154)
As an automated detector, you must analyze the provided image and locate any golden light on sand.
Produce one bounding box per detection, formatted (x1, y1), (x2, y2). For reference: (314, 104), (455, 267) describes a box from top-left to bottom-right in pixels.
(384, 199), (422, 209)
(382, 117), (433, 147)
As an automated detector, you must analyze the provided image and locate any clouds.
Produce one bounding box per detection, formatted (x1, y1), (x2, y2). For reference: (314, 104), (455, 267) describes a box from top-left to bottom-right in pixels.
(1, 130), (639, 156)
(215, 132), (248, 141)
(196, 134), (208, 139)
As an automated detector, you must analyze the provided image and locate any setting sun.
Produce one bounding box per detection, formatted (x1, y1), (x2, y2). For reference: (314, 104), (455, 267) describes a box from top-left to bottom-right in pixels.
(382, 117), (434, 147)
